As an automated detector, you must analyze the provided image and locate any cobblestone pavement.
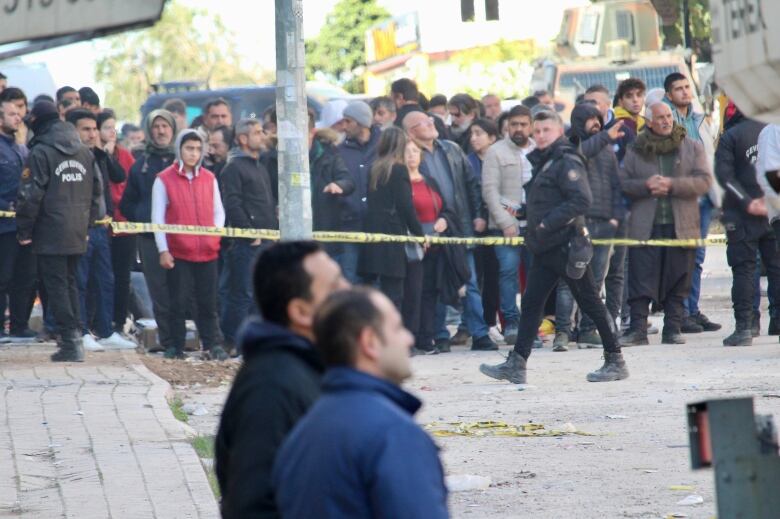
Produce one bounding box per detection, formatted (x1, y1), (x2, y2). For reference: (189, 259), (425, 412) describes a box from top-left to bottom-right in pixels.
(0, 346), (219, 519)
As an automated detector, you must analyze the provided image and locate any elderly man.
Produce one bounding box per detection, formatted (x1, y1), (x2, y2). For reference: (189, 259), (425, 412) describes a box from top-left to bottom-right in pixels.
(619, 102), (711, 346)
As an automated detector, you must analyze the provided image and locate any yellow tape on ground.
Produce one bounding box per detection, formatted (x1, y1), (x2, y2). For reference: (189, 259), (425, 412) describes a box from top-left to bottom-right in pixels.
(423, 421), (595, 438)
(0, 210), (728, 247)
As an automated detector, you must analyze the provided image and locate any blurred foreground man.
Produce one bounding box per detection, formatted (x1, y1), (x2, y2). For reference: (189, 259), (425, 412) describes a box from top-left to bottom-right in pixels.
(216, 241), (349, 518)
(16, 101), (101, 361)
(272, 287), (449, 519)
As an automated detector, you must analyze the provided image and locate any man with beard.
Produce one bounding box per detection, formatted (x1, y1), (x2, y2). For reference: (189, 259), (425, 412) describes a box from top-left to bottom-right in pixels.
(448, 93), (479, 153)
(481, 104), (535, 344)
(479, 109), (628, 384)
(619, 102), (712, 346)
(554, 103), (626, 351)
(206, 125), (232, 179)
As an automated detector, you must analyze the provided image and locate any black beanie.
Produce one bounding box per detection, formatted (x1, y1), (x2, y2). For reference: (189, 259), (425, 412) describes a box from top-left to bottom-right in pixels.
(28, 100), (60, 133)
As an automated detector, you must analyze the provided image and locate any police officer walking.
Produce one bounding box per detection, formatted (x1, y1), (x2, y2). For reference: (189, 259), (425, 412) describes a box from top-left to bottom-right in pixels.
(15, 101), (102, 362)
(479, 110), (629, 384)
(716, 103), (780, 346)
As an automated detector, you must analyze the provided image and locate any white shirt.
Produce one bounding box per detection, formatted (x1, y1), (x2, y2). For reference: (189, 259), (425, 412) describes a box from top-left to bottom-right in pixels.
(756, 124), (780, 223)
(151, 169), (225, 254)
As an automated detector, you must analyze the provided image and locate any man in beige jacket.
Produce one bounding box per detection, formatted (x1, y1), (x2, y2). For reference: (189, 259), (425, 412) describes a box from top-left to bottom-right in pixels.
(619, 102), (711, 347)
(481, 105), (535, 344)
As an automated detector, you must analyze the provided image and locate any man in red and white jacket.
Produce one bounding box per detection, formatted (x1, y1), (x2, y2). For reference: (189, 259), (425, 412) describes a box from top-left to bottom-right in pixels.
(151, 128), (228, 360)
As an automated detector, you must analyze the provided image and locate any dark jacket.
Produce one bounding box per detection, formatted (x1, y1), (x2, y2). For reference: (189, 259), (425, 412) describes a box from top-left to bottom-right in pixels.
(119, 152), (175, 224)
(569, 103), (625, 222)
(92, 146), (126, 217)
(272, 367), (449, 519)
(0, 133), (27, 234)
(15, 120), (102, 255)
(420, 139), (484, 239)
(220, 149), (277, 231)
(715, 113), (768, 236)
(215, 318), (324, 519)
(337, 125), (381, 230)
(309, 135), (355, 234)
(359, 163), (424, 279)
(604, 110), (636, 164)
(260, 149), (279, 202)
(524, 137), (592, 255)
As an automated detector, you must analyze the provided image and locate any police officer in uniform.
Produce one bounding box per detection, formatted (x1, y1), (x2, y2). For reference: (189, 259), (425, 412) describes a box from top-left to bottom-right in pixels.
(716, 103), (780, 346)
(16, 101), (102, 362)
(479, 110), (629, 384)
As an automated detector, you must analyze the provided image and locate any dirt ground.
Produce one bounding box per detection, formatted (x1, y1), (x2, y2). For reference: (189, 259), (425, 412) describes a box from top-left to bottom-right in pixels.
(141, 354), (241, 388)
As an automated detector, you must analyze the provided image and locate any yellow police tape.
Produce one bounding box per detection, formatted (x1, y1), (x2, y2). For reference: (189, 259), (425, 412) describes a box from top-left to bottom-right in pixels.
(423, 420), (595, 438)
(0, 211), (727, 247)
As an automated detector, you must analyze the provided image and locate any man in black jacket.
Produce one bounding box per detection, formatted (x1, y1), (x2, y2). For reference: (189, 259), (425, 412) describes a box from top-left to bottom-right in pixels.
(215, 241), (349, 518)
(119, 109), (176, 353)
(219, 118), (277, 350)
(555, 102), (626, 351)
(16, 101), (102, 361)
(479, 110), (629, 384)
(716, 104), (780, 346)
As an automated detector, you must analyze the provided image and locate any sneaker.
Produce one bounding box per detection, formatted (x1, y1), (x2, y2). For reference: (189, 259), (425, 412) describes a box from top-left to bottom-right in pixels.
(479, 351), (527, 384)
(552, 331), (569, 352)
(691, 312), (721, 332)
(576, 330), (602, 349)
(207, 345), (229, 361)
(488, 326), (505, 344)
(680, 316), (704, 334)
(502, 326), (518, 345)
(451, 328), (471, 345)
(471, 335), (498, 351)
(434, 338), (451, 353)
(83, 334), (105, 352)
(99, 332), (137, 350)
(411, 347), (438, 357)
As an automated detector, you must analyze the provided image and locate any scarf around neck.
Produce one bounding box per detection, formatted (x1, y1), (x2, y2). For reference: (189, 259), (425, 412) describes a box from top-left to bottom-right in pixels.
(633, 124), (686, 157)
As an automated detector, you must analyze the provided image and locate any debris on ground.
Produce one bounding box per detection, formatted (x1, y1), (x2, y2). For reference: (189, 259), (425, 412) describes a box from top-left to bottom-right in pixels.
(446, 474), (491, 492)
(141, 355), (240, 387)
(424, 420), (594, 438)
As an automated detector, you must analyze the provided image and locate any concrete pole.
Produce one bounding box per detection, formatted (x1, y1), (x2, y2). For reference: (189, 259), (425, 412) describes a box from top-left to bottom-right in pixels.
(275, 0), (312, 239)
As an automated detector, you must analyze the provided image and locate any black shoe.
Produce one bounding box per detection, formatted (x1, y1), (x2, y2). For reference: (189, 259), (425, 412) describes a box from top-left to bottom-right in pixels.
(479, 351), (527, 384)
(207, 346), (229, 361)
(680, 316), (704, 333)
(752, 314), (761, 337)
(9, 328), (38, 340)
(692, 312), (721, 332)
(619, 328), (648, 347)
(164, 347), (186, 360)
(723, 327), (752, 347)
(434, 338), (451, 353)
(471, 335), (498, 351)
(51, 333), (84, 363)
(411, 347), (438, 357)
(586, 352), (629, 382)
(661, 332), (686, 345)
(451, 328), (470, 345)
(769, 317), (780, 336)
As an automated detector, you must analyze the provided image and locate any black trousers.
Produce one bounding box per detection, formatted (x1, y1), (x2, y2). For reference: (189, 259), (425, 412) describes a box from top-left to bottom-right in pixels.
(0, 233), (37, 333)
(627, 224), (695, 332)
(727, 224), (780, 323)
(138, 235), (174, 350)
(474, 245), (499, 327)
(111, 234), (137, 331)
(605, 219), (628, 323)
(402, 251), (440, 350)
(166, 258), (222, 352)
(38, 254), (81, 337)
(513, 246), (619, 360)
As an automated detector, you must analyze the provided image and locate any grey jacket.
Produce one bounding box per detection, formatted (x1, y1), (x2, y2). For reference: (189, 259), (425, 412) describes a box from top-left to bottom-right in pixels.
(481, 137), (534, 231)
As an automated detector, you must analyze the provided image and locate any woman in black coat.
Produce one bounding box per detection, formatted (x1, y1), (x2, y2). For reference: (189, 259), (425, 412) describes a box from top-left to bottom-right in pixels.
(358, 127), (424, 309)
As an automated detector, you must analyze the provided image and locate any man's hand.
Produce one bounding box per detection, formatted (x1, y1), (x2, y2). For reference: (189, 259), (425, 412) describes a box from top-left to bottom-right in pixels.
(323, 183), (343, 195)
(647, 175), (670, 196)
(159, 251), (175, 270)
(607, 120), (626, 141)
(251, 238), (262, 246)
(503, 224), (519, 238)
(473, 218), (487, 233)
(609, 218), (619, 228)
(747, 198), (768, 216)
(433, 217), (447, 233)
(18, 239), (31, 246)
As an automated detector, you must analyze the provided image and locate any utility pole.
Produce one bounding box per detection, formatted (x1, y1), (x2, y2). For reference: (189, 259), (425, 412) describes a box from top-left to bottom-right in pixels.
(275, 0), (312, 239)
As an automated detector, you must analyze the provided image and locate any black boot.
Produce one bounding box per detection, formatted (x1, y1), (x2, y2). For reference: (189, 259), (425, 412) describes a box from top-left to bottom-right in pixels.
(723, 320), (753, 347)
(51, 331), (85, 363)
(619, 326), (648, 347)
(662, 327), (686, 344)
(692, 312), (722, 331)
(586, 352), (629, 382)
(769, 316), (780, 336)
(479, 351), (527, 384)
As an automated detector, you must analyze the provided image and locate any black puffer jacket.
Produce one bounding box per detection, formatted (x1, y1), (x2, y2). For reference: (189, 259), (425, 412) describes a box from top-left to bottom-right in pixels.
(220, 149), (277, 231)
(215, 318), (324, 519)
(16, 119), (102, 255)
(568, 103), (624, 222)
(309, 134), (355, 233)
(524, 137), (592, 255)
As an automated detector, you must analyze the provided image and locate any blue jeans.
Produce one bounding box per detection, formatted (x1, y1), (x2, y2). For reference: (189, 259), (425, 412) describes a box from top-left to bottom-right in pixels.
(556, 220), (616, 335)
(684, 198), (713, 316)
(77, 226), (114, 338)
(332, 242), (362, 285)
(493, 241), (521, 327)
(434, 250), (489, 340)
(219, 240), (263, 345)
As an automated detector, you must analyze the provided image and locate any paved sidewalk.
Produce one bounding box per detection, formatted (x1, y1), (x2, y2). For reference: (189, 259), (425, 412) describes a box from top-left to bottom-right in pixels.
(0, 345), (219, 518)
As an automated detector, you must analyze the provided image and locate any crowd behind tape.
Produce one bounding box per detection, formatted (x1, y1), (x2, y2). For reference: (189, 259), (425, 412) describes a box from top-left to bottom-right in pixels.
(0, 211), (727, 247)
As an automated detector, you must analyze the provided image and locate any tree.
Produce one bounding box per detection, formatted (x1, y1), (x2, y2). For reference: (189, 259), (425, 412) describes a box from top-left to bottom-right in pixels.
(305, 0), (389, 93)
(95, 0), (268, 122)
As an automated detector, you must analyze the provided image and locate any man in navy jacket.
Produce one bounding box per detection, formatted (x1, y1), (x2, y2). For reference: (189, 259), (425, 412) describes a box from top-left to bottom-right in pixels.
(272, 287), (449, 518)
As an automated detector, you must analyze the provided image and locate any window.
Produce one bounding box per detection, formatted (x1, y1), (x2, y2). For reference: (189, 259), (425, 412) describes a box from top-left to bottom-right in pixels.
(579, 13), (600, 44)
(461, 0), (475, 22)
(615, 10), (635, 44)
(485, 0), (499, 21)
